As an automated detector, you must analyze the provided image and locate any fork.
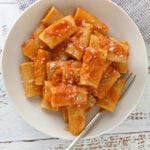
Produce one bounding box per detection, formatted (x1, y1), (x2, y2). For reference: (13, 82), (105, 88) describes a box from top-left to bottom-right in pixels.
(66, 72), (136, 150)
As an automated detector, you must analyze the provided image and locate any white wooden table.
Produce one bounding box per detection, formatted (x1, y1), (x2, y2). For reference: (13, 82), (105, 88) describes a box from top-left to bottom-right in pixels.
(0, 0), (150, 149)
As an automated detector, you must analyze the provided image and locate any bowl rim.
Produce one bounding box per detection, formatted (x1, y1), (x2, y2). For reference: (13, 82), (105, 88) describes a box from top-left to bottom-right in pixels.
(2, 0), (148, 140)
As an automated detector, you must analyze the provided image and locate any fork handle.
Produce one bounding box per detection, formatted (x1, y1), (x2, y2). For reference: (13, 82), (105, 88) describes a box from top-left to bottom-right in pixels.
(66, 112), (102, 150)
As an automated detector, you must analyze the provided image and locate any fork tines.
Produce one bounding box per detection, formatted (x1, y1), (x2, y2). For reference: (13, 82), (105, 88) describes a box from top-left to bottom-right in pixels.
(121, 71), (136, 97)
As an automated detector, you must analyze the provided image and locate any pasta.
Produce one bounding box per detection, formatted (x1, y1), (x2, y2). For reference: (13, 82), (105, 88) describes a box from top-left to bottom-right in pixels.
(39, 16), (78, 49)
(20, 62), (42, 97)
(20, 7), (129, 135)
(96, 78), (126, 112)
(79, 46), (107, 88)
(65, 23), (93, 60)
(74, 7), (108, 35)
(41, 81), (58, 110)
(94, 66), (120, 99)
(34, 49), (51, 85)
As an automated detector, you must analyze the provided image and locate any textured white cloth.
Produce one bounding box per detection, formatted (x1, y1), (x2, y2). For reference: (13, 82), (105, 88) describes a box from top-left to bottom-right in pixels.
(17, 0), (150, 42)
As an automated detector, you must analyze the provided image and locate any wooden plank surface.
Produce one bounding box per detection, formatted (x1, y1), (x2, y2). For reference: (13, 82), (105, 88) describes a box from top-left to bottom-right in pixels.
(0, 132), (150, 150)
(0, 1), (150, 150)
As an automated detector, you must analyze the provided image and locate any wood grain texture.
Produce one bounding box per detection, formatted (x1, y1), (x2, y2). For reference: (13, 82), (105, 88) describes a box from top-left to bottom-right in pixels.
(0, 132), (150, 150)
(0, 1), (150, 150)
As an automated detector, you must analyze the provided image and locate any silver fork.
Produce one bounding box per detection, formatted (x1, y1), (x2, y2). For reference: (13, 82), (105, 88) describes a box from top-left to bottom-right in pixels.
(66, 72), (136, 150)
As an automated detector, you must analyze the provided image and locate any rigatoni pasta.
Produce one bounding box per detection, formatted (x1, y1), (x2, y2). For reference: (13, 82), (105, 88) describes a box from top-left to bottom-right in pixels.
(20, 62), (42, 97)
(20, 6), (129, 135)
(39, 16), (78, 49)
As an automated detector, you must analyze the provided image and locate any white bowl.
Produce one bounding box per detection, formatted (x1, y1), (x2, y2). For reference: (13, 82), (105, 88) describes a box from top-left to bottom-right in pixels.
(2, 0), (148, 140)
